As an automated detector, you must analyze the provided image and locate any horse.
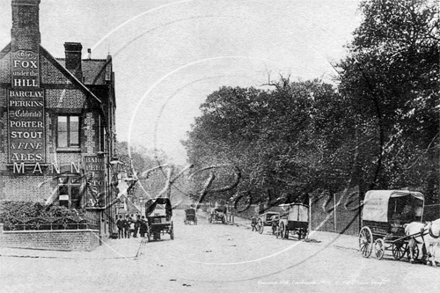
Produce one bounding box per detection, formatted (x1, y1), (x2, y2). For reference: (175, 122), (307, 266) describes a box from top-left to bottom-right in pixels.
(405, 219), (440, 266)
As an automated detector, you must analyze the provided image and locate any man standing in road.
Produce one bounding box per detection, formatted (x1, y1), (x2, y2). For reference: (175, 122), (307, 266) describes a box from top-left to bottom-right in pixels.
(116, 215), (124, 239)
(124, 215), (131, 238)
(133, 215), (141, 238)
(139, 216), (148, 238)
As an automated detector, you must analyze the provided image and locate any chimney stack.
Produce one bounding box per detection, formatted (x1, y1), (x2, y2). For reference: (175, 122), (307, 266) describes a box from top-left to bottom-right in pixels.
(64, 42), (83, 80)
(11, 0), (41, 51)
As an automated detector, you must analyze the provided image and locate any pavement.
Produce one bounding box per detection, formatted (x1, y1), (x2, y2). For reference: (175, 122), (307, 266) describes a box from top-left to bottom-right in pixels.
(0, 211), (359, 258)
(0, 235), (146, 259)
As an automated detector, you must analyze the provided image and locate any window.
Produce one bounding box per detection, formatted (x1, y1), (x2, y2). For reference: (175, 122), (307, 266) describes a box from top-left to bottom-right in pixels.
(57, 115), (80, 148)
(58, 175), (82, 209)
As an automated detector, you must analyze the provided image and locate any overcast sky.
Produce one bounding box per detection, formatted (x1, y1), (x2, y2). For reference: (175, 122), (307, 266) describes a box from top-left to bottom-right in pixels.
(0, 0), (362, 165)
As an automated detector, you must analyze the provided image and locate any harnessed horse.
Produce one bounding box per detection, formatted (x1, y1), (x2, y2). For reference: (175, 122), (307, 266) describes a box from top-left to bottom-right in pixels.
(405, 218), (440, 266)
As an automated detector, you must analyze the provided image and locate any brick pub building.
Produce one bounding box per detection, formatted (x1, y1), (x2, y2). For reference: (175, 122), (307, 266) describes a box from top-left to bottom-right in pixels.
(0, 0), (118, 244)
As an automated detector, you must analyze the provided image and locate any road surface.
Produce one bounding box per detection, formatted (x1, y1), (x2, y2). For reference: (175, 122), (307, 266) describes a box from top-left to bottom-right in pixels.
(0, 210), (439, 293)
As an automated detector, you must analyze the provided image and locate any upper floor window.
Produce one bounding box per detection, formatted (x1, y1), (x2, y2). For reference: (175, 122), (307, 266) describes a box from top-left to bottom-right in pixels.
(57, 115), (80, 148)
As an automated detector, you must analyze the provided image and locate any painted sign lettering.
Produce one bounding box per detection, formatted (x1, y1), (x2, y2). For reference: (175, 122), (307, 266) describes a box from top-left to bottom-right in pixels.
(11, 50), (40, 89)
(83, 155), (106, 198)
(8, 89), (46, 164)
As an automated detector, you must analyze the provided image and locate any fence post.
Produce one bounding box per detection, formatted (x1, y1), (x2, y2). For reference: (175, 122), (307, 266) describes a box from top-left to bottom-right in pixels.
(308, 197), (312, 239)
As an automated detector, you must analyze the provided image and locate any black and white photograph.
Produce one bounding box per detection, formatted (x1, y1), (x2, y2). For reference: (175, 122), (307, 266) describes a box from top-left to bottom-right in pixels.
(0, 0), (439, 292)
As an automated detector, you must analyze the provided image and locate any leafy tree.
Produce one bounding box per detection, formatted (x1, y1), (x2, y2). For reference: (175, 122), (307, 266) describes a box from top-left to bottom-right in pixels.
(115, 141), (192, 205)
(183, 79), (352, 207)
(337, 0), (439, 201)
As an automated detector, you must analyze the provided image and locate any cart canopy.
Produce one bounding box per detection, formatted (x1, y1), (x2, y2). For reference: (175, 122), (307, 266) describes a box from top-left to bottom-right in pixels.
(362, 190), (424, 222)
(278, 203), (309, 221)
(145, 198), (172, 218)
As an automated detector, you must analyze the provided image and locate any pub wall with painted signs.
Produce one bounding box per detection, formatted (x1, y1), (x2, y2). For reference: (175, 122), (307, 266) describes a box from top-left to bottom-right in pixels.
(0, 0), (116, 207)
(0, 49), (107, 203)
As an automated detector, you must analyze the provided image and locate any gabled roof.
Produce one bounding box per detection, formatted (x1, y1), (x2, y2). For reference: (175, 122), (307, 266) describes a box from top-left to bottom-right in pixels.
(0, 42), (103, 105)
(0, 43), (108, 125)
(40, 46), (102, 105)
(56, 57), (112, 85)
(0, 42), (11, 59)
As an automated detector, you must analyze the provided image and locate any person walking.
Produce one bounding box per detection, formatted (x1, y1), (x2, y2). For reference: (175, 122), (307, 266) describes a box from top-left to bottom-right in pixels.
(139, 216), (148, 238)
(129, 218), (135, 238)
(133, 215), (140, 238)
(124, 215), (131, 238)
(116, 215), (124, 239)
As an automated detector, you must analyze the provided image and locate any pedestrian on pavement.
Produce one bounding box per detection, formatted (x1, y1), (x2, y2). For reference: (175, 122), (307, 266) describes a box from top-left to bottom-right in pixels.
(133, 215), (140, 238)
(116, 215), (124, 239)
(124, 215), (131, 238)
(139, 216), (148, 238)
(251, 216), (257, 231)
(129, 218), (135, 238)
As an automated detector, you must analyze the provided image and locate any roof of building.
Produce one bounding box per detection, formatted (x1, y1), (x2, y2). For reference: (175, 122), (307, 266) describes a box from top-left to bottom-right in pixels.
(0, 43), (113, 125)
(56, 57), (112, 85)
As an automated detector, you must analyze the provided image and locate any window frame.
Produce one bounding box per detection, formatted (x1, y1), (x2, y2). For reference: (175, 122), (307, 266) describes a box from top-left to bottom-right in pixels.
(58, 175), (82, 209)
(56, 115), (81, 150)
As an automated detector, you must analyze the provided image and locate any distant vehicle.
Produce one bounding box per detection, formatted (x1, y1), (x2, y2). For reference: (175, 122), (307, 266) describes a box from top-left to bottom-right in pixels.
(276, 203), (309, 240)
(359, 190), (424, 261)
(256, 211), (280, 235)
(144, 198), (174, 241)
(184, 208), (197, 225)
(209, 206), (227, 224)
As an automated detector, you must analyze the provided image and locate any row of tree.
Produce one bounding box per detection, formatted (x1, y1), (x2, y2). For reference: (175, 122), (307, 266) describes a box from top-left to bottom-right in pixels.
(115, 141), (192, 207)
(182, 0), (439, 206)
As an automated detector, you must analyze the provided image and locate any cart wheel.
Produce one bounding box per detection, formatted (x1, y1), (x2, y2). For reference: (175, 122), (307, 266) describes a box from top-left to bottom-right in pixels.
(303, 229), (308, 240)
(359, 227), (373, 258)
(285, 228), (289, 240)
(258, 219), (264, 234)
(412, 244), (419, 260)
(406, 242), (420, 261)
(392, 242), (406, 260)
(170, 222), (174, 240)
(373, 238), (385, 260)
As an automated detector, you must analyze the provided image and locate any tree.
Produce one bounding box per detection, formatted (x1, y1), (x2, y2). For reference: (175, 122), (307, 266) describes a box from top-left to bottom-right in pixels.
(183, 79), (352, 206)
(337, 0), (439, 201)
(115, 141), (192, 205)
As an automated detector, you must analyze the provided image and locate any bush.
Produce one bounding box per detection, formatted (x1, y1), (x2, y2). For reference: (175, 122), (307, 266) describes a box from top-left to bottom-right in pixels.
(0, 201), (83, 224)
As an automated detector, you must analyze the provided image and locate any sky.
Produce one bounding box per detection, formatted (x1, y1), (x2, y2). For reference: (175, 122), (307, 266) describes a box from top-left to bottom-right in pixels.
(0, 0), (362, 165)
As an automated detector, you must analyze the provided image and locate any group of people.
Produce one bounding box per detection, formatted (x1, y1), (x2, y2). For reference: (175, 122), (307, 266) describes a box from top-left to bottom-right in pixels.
(115, 214), (148, 238)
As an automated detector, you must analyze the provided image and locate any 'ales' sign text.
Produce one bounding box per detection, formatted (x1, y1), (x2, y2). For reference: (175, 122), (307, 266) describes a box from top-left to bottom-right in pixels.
(8, 48), (46, 170)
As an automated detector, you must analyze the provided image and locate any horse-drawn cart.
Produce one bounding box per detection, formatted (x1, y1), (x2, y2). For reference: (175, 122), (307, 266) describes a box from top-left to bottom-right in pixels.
(145, 198), (174, 241)
(256, 211), (280, 235)
(276, 203), (309, 240)
(359, 190), (424, 260)
(209, 206), (227, 224)
(184, 208), (197, 225)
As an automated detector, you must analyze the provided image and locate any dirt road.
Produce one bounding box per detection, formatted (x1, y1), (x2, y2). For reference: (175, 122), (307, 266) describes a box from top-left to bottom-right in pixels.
(1, 210), (439, 293)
